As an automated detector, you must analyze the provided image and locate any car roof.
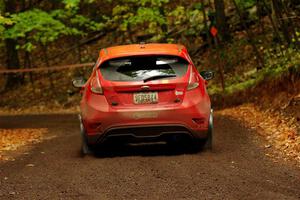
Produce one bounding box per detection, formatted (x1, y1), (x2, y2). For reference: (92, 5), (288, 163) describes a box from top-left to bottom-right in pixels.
(99, 43), (190, 63)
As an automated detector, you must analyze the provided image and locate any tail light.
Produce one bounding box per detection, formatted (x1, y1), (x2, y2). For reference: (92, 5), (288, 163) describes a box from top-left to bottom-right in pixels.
(187, 67), (199, 90)
(90, 71), (103, 94)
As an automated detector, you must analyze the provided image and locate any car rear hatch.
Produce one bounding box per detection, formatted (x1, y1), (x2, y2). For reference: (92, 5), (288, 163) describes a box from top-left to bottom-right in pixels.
(98, 55), (191, 108)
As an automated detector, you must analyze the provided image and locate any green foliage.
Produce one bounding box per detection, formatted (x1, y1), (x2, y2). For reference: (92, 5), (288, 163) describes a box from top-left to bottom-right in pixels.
(0, 15), (13, 38)
(70, 15), (105, 31)
(263, 46), (300, 78)
(291, 30), (300, 43)
(209, 46), (300, 95)
(129, 7), (166, 26)
(111, 1), (201, 40)
(167, 5), (204, 38)
(52, 8), (104, 33)
(113, 5), (166, 33)
(235, 0), (256, 9)
(110, 0), (169, 41)
(110, 0), (205, 42)
(0, 0), (105, 53)
(62, 0), (80, 9)
(1, 0), (298, 103)
(225, 78), (256, 94)
(122, 0), (169, 7)
(0, 15), (13, 25)
(3, 9), (82, 51)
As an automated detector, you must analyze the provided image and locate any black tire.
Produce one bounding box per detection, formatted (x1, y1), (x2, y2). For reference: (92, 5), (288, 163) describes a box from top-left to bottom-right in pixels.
(190, 109), (213, 152)
(204, 109), (213, 150)
(79, 115), (93, 156)
(81, 136), (93, 155)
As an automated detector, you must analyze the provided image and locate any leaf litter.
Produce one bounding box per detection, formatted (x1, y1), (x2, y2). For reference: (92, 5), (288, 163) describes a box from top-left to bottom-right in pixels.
(0, 128), (48, 161)
(218, 104), (300, 164)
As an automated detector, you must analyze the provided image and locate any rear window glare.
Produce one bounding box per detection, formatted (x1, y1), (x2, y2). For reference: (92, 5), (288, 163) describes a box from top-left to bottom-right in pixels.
(99, 56), (189, 82)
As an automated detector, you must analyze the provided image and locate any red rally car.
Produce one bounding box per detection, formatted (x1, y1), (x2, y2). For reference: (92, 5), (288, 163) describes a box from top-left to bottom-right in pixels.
(73, 43), (214, 154)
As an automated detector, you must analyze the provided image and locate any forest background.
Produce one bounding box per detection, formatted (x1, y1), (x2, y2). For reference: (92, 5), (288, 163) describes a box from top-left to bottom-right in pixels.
(0, 0), (299, 110)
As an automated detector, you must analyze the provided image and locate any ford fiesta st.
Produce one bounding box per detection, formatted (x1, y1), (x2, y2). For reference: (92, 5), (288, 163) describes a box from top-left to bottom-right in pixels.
(73, 43), (214, 154)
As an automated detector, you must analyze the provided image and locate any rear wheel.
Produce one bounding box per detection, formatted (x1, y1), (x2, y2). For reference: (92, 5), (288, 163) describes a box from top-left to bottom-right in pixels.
(204, 109), (213, 150)
(81, 136), (93, 155)
(192, 109), (213, 152)
(79, 116), (93, 156)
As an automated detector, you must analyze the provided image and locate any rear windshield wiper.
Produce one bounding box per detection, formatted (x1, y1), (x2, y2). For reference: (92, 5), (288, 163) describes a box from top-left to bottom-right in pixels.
(143, 74), (176, 82)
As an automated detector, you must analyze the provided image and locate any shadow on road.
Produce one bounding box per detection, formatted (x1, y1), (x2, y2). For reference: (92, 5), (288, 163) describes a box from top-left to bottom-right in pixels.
(87, 142), (206, 158)
(1, 114), (210, 159)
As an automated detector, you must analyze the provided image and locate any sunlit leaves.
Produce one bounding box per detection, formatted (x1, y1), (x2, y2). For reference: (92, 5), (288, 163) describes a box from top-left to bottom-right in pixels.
(168, 6), (204, 36)
(70, 15), (105, 31)
(112, 5), (130, 16)
(138, 0), (169, 7)
(1, 0), (105, 52)
(168, 6), (186, 26)
(111, 0), (169, 40)
(62, 0), (80, 9)
(0, 15), (13, 38)
(3, 9), (82, 50)
(113, 0), (169, 7)
(0, 15), (13, 26)
(235, 0), (256, 8)
(129, 7), (166, 26)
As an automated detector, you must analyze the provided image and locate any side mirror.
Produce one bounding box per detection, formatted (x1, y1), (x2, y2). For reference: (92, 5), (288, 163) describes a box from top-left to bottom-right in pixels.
(200, 71), (214, 81)
(72, 77), (86, 88)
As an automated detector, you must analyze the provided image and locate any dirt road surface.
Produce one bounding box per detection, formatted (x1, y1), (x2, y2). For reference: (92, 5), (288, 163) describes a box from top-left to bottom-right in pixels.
(0, 114), (299, 200)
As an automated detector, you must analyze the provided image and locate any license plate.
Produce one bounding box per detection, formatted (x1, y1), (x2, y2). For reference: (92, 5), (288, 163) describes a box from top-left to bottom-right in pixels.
(133, 92), (158, 104)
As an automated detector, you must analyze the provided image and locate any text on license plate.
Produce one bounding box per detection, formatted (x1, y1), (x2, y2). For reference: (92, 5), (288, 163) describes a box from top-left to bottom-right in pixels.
(133, 92), (158, 104)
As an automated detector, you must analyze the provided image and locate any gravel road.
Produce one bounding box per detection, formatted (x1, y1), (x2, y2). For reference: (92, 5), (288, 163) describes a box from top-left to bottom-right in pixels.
(0, 114), (299, 200)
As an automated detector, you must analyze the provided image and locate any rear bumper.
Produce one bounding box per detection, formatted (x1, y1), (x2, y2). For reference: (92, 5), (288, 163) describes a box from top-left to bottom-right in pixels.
(80, 89), (211, 144)
(85, 124), (208, 144)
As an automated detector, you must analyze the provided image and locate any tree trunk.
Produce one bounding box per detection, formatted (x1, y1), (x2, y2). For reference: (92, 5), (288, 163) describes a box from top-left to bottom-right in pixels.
(42, 45), (54, 90)
(214, 0), (230, 42)
(4, 0), (21, 89)
(201, 0), (212, 48)
(256, 0), (265, 33)
(281, 1), (300, 47)
(261, 0), (283, 44)
(271, 0), (292, 44)
(232, 0), (264, 70)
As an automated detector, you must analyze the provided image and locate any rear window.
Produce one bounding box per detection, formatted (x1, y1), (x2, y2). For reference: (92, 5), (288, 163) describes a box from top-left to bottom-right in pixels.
(99, 56), (189, 82)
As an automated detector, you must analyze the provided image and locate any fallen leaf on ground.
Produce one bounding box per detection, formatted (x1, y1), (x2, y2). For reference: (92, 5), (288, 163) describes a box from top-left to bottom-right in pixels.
(218, 104), (300, 164)
(0, 128), (47, 161)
